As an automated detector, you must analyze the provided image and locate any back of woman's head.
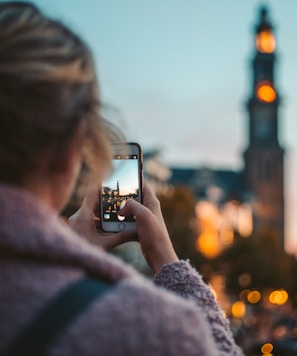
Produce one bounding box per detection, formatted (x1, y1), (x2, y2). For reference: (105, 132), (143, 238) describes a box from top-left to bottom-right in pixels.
(0, 1), (111, 185)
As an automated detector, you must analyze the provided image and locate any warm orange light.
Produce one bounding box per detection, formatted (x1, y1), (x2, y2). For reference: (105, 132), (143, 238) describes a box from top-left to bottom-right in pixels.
(257, 83), (276, 103)
(231, 301), (246, 318)
(247, 290), (261, 304)
(269, 289), (288, 305)
(197, 231), (221, 259)
(196, 202), (222, 259)
(256, 30), (276, 53)
(220, 227), (234, 246)
(238, 204), (253, 237)
(261, 342), (273, 354)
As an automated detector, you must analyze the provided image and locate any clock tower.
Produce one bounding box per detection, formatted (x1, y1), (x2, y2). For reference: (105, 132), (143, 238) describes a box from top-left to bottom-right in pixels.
(243, 6), (285, 247)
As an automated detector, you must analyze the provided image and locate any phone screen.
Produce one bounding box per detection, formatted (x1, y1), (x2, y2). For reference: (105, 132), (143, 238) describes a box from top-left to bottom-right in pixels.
(100, 143), (142, 232)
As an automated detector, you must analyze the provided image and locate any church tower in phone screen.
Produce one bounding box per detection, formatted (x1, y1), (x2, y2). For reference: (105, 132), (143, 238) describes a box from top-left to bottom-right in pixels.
(243, 6), (285, 248)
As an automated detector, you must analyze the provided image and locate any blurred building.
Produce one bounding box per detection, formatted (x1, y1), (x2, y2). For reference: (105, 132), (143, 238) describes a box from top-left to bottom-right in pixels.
(143, 149), (172, 193)
(145, 6), (285, 255)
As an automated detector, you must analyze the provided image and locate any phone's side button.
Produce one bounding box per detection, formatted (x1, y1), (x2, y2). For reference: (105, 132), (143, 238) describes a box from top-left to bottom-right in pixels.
(118, 223), (126, 231)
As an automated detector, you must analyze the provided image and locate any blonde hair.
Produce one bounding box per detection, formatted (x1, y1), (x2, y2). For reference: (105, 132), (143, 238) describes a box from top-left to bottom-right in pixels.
(0, 1), (111, 186)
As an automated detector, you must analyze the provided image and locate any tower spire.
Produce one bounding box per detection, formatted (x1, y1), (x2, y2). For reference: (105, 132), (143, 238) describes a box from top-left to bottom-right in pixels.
(243, 5), (285, 248)
(255, 6), (276, 54)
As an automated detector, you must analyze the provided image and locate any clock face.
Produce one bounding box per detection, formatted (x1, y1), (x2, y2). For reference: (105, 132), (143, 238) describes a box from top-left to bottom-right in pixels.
(256, 82), (276, 103)
(256, 30), (276, 53)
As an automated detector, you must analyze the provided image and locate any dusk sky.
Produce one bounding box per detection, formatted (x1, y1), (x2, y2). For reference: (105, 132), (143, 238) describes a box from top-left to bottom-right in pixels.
(103, 159), (139, 196)
(20, 0), (297, 252)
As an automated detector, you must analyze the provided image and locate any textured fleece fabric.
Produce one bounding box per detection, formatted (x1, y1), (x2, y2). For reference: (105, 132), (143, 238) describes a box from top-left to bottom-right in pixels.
(0, 184), (243, 356)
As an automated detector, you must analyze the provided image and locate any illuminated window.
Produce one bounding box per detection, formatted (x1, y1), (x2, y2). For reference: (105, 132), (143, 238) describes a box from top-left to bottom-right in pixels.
(256, 30), (276, 53)
(256, 82), (276, 103)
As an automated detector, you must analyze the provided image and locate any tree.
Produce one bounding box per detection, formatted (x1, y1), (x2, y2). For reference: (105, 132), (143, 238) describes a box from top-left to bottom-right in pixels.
(157, 185), (198, 261)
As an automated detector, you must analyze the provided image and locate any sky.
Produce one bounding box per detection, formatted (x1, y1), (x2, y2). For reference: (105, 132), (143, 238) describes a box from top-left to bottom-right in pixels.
(103, 159), (139, 195)
(16, 0), (297, 252)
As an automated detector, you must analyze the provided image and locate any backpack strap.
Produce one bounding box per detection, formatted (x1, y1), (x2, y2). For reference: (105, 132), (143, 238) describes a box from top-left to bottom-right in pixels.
(3, 276), (114, 356)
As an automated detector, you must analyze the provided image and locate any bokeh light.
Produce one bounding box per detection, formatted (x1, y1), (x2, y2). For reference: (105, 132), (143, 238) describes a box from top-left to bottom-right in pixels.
(247, 290), (261, 304)
(256, 82), (276, 102)
(269, 289), (288, 305)
(231, 301), (246, 318)
(261, 342), (273, 355)
(238, 273), (252, 288)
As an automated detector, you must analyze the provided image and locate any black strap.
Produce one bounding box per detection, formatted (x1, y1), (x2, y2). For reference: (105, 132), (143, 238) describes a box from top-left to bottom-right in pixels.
(2, 276), (113, 356)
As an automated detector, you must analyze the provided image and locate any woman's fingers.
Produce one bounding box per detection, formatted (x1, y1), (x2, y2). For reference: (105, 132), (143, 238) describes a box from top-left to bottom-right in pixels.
(118, 181), (178, 273)
(68, 180), (178, 272)
(68, 189), (136, 250)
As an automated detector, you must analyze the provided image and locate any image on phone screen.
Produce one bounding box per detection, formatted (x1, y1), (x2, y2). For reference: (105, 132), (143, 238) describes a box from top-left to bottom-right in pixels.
(100, 143), (142, 232)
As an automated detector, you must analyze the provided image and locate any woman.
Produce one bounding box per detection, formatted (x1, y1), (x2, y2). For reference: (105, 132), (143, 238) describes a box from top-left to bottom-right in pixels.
(0, 2), (243, 355)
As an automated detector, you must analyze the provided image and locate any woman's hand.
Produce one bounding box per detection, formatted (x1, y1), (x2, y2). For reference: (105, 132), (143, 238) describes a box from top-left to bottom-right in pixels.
(68, 190), (135, 250)
(68, 181), (179, 273)
(118, 181), (179, 274)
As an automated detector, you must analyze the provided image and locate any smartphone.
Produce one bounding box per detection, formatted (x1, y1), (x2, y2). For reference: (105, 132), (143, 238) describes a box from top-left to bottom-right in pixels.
(100, 142), (143, 232)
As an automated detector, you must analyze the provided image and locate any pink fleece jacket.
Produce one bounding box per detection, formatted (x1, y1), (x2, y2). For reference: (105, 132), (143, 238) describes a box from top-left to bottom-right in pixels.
(0, 184), (243, 356)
